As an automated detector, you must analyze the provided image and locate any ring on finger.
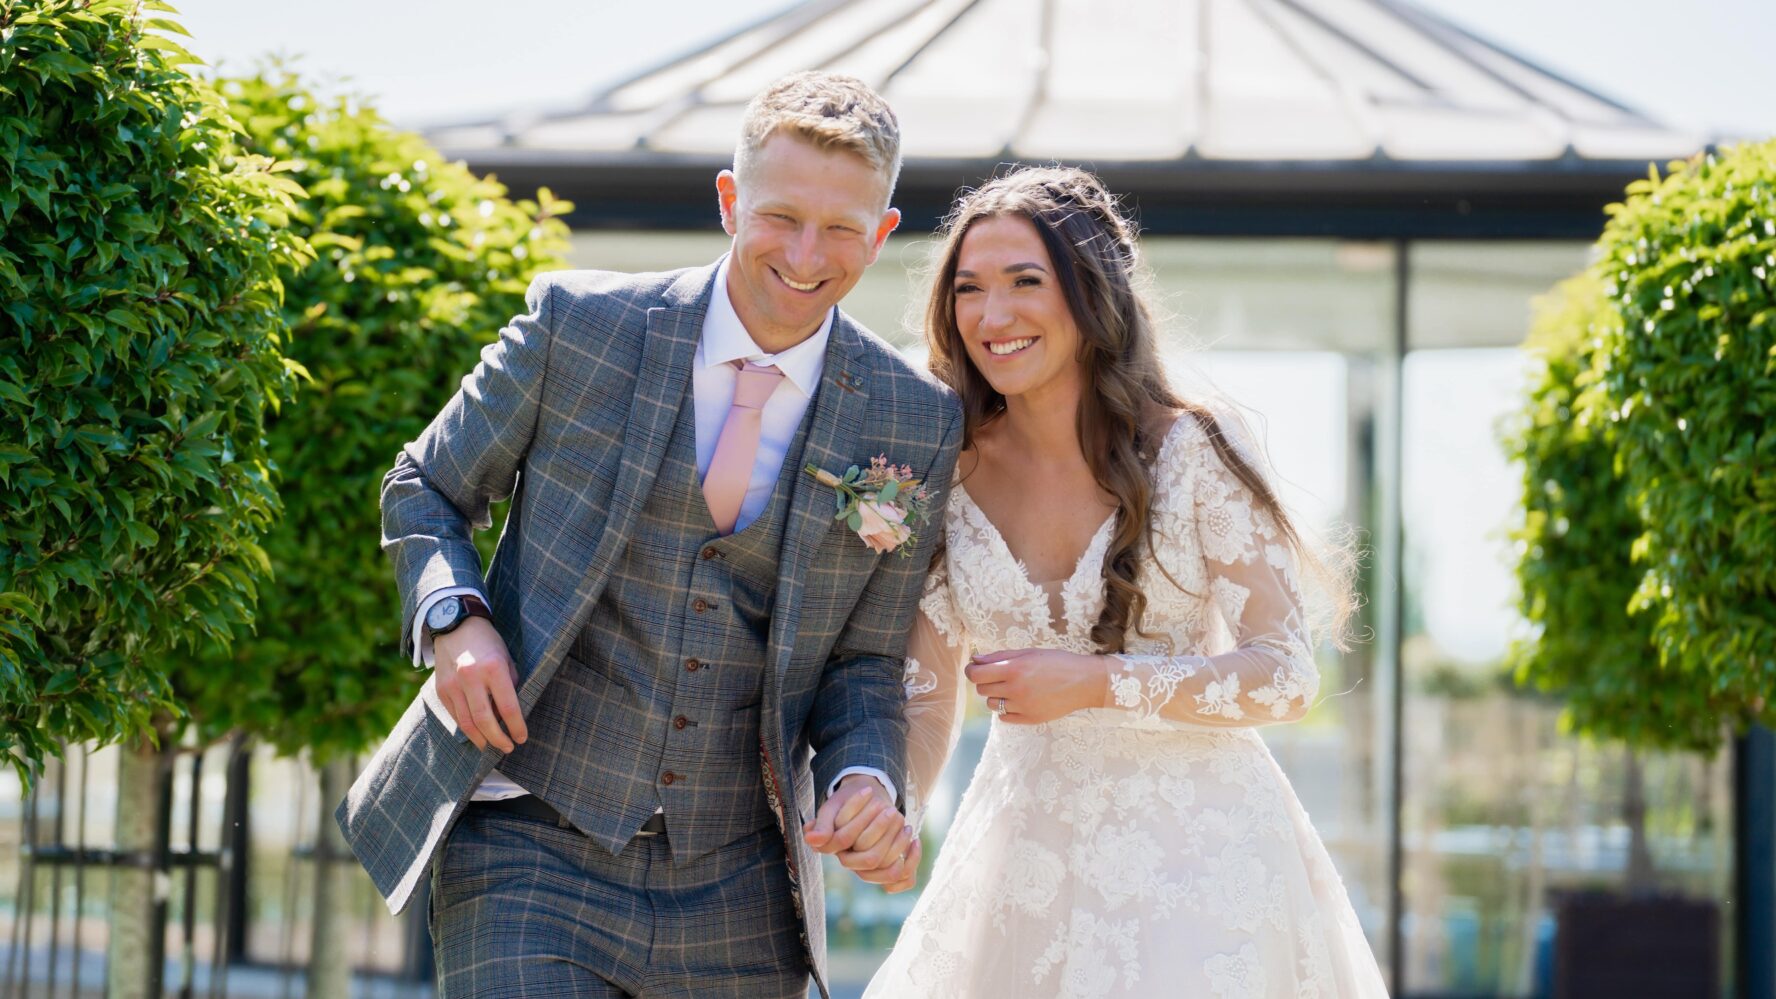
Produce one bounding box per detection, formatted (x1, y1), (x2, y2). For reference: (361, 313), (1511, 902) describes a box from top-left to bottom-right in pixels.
(991, 696), (1009, 716)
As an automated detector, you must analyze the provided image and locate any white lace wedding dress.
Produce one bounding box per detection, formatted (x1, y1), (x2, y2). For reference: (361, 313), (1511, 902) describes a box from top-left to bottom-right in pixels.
(864, 415), (1389, 999)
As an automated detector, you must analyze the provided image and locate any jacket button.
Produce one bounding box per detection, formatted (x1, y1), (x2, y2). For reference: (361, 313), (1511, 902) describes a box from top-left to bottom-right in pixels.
(674, 715), (689, 730)
(692, 598), (708, 613)
(662, 771), (677, 786)
(700, 546), (718, 560)
(684, 658), (701, 672)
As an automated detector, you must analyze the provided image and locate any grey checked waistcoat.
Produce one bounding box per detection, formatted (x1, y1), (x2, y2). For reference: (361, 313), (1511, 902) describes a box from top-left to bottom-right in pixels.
(497, 383), (810, 863)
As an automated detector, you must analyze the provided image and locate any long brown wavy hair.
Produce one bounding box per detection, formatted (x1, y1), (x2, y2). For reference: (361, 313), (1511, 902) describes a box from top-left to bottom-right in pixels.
(924, 166), (1354, 652)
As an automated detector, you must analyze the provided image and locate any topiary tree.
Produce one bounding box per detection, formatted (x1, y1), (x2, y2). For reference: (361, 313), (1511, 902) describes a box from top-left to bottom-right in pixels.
(162, 67), (572, 996)
(1510, 141), (1776, 965)
(0, 5), (308, 996)
(1507, 271), (1677, 896)
(0, 0), (306, 785)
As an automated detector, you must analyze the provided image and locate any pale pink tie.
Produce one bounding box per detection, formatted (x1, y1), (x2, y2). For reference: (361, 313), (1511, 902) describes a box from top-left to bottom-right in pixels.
(702, 361), (785, 535)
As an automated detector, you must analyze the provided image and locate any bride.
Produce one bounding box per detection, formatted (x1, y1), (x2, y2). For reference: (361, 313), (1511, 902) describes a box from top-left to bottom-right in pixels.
(859, 167), (1389, 997)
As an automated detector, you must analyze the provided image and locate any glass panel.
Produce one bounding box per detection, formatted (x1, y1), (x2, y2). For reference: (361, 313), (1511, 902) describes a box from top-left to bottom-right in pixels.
(1407, 241), (1592, 349)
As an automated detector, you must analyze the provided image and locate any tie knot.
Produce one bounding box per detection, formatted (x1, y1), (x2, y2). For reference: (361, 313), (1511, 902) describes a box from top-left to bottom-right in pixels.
(732, 361), (784, 410)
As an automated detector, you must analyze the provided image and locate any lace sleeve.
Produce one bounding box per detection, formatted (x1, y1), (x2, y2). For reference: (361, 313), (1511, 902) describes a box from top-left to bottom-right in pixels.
(1103, 422), (1319, 727)
(902, 553), (970, 829)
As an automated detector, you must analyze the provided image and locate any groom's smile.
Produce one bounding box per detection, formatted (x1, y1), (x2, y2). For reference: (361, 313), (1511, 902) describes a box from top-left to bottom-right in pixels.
(772, 267), (825, 294)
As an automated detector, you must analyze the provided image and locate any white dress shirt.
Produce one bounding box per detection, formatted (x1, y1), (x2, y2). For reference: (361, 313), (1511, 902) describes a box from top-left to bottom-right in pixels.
(414, 259), (895, 806)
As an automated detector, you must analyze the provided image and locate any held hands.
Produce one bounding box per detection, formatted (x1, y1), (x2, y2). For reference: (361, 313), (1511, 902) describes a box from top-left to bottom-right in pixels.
(803, 774), (922, 894)
(434, 617), (528, 753)
(965, 648), (1111, 724)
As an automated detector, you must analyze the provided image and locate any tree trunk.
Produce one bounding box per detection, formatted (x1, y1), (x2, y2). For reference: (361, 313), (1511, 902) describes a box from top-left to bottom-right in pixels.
(107, 740), (166, 999)
(1622, 747), (1656, 897)
(307, 755), (355, 999)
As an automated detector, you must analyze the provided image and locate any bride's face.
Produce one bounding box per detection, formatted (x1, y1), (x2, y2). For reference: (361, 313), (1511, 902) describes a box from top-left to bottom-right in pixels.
(951, 214), (1084, 403)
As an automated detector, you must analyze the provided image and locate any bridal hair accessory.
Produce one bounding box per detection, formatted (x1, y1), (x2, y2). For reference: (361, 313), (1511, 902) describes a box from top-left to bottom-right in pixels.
(805, 455), (932, 555)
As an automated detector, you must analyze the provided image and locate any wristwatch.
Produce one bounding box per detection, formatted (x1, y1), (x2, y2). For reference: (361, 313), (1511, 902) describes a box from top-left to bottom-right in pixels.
(424, 593), (492, 640)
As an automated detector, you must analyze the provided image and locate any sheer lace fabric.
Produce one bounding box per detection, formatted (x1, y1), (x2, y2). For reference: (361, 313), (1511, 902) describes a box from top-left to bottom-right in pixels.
(869, 416), (1388, 998)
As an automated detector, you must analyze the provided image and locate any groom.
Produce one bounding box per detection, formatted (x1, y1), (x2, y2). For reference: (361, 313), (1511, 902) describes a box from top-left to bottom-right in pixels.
(336, 72), (962, 997)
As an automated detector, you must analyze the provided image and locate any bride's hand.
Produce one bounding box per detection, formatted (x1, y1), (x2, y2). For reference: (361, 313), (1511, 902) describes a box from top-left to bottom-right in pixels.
(965, 648), (1110, 724)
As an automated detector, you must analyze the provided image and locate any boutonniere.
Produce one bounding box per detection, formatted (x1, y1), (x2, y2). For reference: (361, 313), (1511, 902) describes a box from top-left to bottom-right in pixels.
(805, 455), (933, 555)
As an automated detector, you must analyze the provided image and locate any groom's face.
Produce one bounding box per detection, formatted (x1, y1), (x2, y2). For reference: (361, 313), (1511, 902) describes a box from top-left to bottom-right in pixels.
(717, 131), (900, 349)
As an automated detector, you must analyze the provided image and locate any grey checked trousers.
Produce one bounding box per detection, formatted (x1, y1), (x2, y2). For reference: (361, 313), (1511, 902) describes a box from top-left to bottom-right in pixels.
(429, 805), (809, 998)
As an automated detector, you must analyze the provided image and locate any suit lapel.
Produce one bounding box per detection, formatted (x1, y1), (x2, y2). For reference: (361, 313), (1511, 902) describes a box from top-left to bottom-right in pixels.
(599, 268), (710, 557)
(520, 262), (714, 708)
(767, 314), (870, 688)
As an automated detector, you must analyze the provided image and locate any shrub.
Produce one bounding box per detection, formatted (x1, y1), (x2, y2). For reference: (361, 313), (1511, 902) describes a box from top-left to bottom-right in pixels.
(170, 67), (573, 761)
(0, 0), (306, 783)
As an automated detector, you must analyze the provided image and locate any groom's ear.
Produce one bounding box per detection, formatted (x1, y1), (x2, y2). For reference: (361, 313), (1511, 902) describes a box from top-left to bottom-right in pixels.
(716, 170), (740, 237)
(866, 207), (901, 265)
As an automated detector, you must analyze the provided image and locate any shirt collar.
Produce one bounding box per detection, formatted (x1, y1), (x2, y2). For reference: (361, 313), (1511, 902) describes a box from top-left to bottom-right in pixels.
(697, 257), (831, 398)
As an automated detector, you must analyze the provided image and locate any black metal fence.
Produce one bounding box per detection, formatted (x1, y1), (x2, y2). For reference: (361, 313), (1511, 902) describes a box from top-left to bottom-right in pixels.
(2, 740), (432, 999)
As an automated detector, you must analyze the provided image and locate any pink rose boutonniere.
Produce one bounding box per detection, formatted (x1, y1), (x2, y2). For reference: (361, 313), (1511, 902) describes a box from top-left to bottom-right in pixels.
(805, 455), (933, 555)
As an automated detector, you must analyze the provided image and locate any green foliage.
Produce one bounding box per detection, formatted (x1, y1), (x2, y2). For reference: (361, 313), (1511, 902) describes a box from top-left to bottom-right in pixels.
(1510, 140), (1776, 754)
(0, 0), (306, 783)
(168, 68), (573, 762)
(1599, 141), (1776, 738)
(1507, 275), (1718, 750)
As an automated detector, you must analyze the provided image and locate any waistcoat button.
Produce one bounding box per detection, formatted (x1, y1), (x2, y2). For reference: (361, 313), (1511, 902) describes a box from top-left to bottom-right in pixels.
(685, 658), (701, 672)
(693, 598), (708, 613)
(674, 715), (689, 730)
(700, 546), (718, 560)
(662, 771), (677, 786)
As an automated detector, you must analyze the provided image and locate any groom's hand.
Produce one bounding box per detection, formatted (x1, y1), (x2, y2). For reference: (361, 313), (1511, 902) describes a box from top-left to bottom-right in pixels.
(434, 617), (527, 753)
(804, 775), (920, 890)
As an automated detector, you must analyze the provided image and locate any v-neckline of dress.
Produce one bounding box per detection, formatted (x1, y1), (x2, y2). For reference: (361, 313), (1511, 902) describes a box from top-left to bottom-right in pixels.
(952, 482), (1116, 639)
(948, 416), (1194, 640)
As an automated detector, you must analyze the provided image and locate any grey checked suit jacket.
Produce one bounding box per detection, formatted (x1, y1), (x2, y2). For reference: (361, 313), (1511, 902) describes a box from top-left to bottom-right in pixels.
(336, 260), (963, 990)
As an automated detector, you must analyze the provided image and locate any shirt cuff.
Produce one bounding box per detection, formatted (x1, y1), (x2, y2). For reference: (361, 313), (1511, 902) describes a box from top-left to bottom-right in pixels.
(412, 586), (487, 668)
(830, 766), (897, 808)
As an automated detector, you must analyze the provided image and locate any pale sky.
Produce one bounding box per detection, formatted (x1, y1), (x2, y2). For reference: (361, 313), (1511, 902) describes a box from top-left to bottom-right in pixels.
(176, 0), (1776, 141)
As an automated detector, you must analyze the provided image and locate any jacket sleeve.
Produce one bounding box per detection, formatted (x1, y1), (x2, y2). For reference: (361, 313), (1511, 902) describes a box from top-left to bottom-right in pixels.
(381, 275), (556, 659)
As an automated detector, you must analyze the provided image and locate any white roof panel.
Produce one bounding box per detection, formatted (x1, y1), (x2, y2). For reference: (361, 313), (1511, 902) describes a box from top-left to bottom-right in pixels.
(883, 0), (1042, 157)
(438, 0), (1702, 169)
(699, 0), (927, 104)
(1018, 99), (1193, 161)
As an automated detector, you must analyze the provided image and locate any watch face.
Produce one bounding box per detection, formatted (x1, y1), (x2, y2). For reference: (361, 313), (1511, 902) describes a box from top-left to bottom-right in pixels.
(427, 597), (461, 632)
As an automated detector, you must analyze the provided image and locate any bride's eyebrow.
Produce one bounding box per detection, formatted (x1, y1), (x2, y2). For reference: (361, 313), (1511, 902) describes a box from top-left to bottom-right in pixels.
(954, 263), (1048, 279)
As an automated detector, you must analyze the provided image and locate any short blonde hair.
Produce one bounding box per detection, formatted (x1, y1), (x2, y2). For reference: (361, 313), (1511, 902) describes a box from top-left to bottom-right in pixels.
(734, 71), (902, 206)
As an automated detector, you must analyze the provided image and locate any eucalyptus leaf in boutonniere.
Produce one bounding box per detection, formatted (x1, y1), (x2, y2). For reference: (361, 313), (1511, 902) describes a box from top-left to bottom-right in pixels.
(804, 455), (933, 555)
